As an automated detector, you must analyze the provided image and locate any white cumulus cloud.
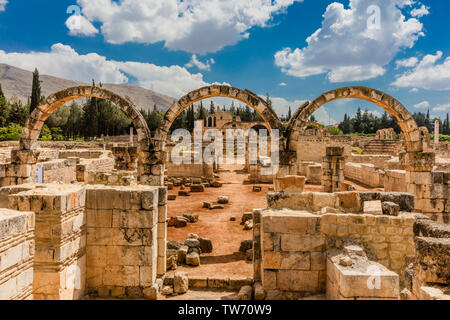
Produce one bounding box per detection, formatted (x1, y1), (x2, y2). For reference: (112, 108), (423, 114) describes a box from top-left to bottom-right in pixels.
(392, 51), (450, 91)
(185, 55), (215, 71)
(396, 57), (419, 68)
(411, 4), (430, 17)
(413, 101), (430, 109)
(274, 0), (425, 82)
(0, 43), (221, 98)
(68, 0), (303, 54)
(0, 0), (8, 11)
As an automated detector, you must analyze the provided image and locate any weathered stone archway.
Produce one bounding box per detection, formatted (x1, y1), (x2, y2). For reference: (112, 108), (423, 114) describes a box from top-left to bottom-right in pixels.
(287, 86), (422, 153)
(16, 86), (153, 183)
(151, 85), (285, 185)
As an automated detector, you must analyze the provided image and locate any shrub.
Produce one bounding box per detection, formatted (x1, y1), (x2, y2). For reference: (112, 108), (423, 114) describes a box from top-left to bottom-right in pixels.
(0, 123), (23, 141)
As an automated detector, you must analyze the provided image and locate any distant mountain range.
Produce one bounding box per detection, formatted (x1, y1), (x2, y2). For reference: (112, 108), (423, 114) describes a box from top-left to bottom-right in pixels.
(0, 64), (176, 111)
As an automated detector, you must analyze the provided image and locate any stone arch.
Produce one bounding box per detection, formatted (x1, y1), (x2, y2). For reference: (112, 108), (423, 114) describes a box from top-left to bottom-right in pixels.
(154, 85), (283, 161)
(17, 85), (153, 183)
(419, 126), (431, 149)
(302, 121), (326, 137)
(287, 86), (422, 152)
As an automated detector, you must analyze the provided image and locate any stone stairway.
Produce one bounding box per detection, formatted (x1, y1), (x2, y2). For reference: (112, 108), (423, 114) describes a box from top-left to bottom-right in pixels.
(362, 140), (400, 155)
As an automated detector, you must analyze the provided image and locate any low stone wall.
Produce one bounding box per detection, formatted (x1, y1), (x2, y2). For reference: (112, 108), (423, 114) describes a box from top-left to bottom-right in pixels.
(36, 159), (78, 184)
(166, 162), (214, 178)
(384, 170), (406, 192)
(260, 210), (326, 299)
(59, 149), (110, 160)
(85, 185), (161, 298)
(8, 184), (87, 300)
(0, 209), (34, 300)
(344, 163), (383, 188)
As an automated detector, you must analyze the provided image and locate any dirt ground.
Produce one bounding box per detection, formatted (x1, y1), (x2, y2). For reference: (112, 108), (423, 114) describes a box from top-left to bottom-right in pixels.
(166, 164), (373, 280)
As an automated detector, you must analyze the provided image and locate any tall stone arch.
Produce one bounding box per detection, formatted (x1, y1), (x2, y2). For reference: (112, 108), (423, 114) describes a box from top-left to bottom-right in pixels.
(287, 86), (436, 214)
(150, 84), (285, 185)
(287, 86), (422, 152)
(16, 86), (154, 184)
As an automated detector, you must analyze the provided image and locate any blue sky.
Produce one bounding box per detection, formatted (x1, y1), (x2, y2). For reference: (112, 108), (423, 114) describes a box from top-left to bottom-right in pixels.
(0, 0), (449, 124)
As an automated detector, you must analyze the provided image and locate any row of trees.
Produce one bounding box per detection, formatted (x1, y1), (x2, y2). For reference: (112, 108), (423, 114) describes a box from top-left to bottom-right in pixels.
(338, 107), (450, 135)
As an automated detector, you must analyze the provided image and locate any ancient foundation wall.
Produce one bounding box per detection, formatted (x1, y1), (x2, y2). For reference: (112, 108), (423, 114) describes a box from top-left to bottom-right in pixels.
(85, 185), (160, 298)
(8, 185), (86, 300)
(295, 137), (352, 163)
(0, 209), (34, 300)
(166, 162), (214, 178)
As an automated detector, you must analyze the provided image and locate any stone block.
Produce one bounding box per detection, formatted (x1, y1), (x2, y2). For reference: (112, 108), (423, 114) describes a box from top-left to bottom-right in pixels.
(363, 200), (383, 215)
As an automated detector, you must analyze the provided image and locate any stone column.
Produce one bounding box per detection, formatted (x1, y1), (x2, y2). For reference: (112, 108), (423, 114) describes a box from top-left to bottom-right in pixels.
(252, 209), (263, 282)
(434, 120), (440, 148)
(401, 151), (437, 217)
(129, 127), (134, 146)
(157, 187), (168, 277)
(322, 147), (345, 193)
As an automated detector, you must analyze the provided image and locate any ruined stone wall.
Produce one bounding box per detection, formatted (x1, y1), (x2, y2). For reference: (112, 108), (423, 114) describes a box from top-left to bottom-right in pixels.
(348, 154), (394, 169)
(8, 184), (87, 300)
(296, 136), (353, 163)
(320, 213), (415, 277)
(166, 162), (214, 178)
(344, 163), (383, 188)
(260, 210), (326, 299)
(384, 170), (406, 192)
(85, 185), (160, 298)
(0, 209), (34, 300)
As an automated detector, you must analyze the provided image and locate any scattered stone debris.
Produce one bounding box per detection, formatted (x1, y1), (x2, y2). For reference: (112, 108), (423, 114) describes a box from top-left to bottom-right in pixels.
(183, 213), (199, 223)
(211, 181), (223, 188)
(186, 252), (201, 266)
(168, 216), (189, 228)
(168, 194), (177, 201)
(166, 253), (177, 271)
(187, 233), (199, 239)
(230, 216), (237, 221)
(161, 286), (173, 296)
(167, 240), (183, 250)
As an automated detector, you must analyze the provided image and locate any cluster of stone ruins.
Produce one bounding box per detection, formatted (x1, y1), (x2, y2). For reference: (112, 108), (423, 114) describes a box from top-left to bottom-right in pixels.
(0, 85), (449, 300)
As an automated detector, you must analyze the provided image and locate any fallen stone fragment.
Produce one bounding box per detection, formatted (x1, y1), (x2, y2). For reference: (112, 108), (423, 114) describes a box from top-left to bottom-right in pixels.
(186, 252), (201, 266)
(198, 237), (213, 253)
(183, 213), (199, 223)
(174, 271), (189, 294)
(178, 190), (190, 197)
(187, 233), (199, 239)
(218, 196), (229, 204)
(177, 246), (188, 264)
(211, 181), (223, 188)
(230, 216), (237, 221)
(244, 220), (254, 230)
(241, 212), (253, 224)
(382, 201), (400, 216)
(209, 203), (225, 210)
(168, 195), (177, 201)
(202, 202), (211, 209)
(169, 216), (189, 228)
(167, 240), (183, 250)
(166, 255), (177, 271)
(143, 285), (158, 300)
(190, 184), (205, 193)
(161, 286), (173, 296)
(239, 240), (253, 253)
(184, 239), (201, 248)
(339, 256), (353, 266)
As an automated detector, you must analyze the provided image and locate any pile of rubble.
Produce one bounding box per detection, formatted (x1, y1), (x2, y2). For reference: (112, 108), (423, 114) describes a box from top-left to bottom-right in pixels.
(202, 196), (229, 210)
(166, 234), (213, 269)
(168, 213), (199, 228)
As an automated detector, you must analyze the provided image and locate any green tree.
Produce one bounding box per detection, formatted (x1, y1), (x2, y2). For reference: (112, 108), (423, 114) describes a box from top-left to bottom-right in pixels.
(30, 68), (42, 113)
(209, 101), (215, 114)
(287, 106), (292, 121)
(0, 83), (9, 127)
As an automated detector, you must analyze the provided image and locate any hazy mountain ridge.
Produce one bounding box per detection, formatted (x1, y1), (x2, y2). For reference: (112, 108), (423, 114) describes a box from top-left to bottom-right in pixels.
(0, 64), (175, 111)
